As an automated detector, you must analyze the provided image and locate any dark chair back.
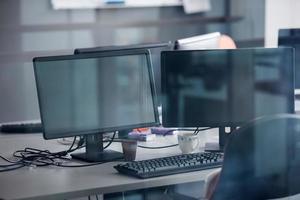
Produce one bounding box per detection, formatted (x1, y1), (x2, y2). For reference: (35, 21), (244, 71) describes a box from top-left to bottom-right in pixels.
(212, 114), (300, 200)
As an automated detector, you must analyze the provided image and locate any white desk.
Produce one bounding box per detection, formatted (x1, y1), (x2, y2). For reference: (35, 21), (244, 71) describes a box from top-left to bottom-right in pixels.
(0, 130), (219, 200)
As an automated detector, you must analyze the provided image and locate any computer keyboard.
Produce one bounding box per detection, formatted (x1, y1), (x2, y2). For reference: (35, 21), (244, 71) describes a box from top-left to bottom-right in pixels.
(0, 123), (43, 133)
(114, 152), (223, 179)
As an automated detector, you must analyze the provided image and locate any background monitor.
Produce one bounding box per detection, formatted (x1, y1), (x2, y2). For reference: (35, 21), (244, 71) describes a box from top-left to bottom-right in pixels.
(74, 42), (173, 106)
(34, 49), (159, 162)
(174, 32), (221, 50)
(278, 28), (300, 90)
(161, 48), (294, 150)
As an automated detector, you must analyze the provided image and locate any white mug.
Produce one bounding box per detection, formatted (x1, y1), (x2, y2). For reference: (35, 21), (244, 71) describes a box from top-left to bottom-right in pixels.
(177, 131), (200, 154)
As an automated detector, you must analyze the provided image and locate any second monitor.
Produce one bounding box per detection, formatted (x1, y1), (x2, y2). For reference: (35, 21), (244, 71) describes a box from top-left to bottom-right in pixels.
(161, 48), (294, 151)
(74, 42), (173, 106)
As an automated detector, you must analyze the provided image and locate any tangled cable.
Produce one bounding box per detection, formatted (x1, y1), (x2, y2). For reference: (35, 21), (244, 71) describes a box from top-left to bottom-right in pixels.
(0, 133), (119, 172)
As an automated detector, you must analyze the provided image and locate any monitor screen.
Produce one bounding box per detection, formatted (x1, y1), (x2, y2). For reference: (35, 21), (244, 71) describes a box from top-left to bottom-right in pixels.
(34, 50), (159, 139)
(278, 28), (300, 89)
(74, 42), (173, 105)
(162, 48), (294, 127)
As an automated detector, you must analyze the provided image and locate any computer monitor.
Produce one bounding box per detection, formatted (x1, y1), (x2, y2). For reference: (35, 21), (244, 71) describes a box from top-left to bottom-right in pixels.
(174, 32), (221, 50)
(161, 48), (294, 151)
(278, 29), (300, 92)
(74, 42), (173, 106)
(33, 49), (159, 162)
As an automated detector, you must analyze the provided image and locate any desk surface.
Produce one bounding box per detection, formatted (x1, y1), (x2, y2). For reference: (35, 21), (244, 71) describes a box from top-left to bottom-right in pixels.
(0, 130), (219, 200)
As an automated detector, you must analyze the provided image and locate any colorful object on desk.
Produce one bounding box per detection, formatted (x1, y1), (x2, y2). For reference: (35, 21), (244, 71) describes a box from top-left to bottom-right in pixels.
(128, 130), (156, 141)
(134, 127), (150, 133)
(150, 127), (175, 135)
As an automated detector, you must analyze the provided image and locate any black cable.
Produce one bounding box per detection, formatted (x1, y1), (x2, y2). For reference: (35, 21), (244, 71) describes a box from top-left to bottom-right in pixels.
(50, 134), (124, 168)
(7, 134), (117, 169)
(103, 132), (116, 150)
(54, 157), (125, 168)
(193, 127), (199, 135)
(0, 135), (112, 172)
(0, 155), (21, 164)
(47, 137), (80, 156)
(0, 162), (24, 167)
(12, 146), (76, 167)
(66, 136), (77, 153)
(0, 164), (25, 172)
(54, 162), (105, 168)
(70, 137), (85, 152)
(12, 149), (60, 167)
(162, 127), (213, 136)
(196, 127), (213, 134)
(138, 144), (179, 149)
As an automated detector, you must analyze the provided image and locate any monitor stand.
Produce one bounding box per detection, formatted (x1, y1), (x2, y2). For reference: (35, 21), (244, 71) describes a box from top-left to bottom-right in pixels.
(71, 134), (123, 162)
(204, 126), (236, 152)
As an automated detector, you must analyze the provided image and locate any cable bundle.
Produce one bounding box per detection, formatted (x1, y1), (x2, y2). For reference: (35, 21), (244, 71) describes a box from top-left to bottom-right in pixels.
(0, 134), (118, 172)
(0, 137), (81, 172)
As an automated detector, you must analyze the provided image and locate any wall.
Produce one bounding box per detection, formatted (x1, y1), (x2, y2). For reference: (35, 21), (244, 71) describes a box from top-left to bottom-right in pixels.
(265, 0), (300, 47)
(0, 0), (264, 123)
(231, 0), (265, 44)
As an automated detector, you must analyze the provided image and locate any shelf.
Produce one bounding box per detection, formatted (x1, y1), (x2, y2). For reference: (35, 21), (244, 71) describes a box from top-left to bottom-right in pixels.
(0, 16), (243, 32)
(52, 1), (182, 10)
(236, 38), (264, 48)
(0, 50), (73, 64)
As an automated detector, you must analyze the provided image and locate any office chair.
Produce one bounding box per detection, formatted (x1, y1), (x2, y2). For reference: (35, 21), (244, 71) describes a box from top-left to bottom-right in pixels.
(208, 114), (300, 200)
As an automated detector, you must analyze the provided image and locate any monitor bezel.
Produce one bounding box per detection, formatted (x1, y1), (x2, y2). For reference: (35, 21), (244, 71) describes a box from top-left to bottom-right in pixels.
(278, 28), (300, 37)
(161, 47), (295, 128)
(33, 49), (160, 140)
(74, 42), (173, 54)
(278, 28), (300, 46)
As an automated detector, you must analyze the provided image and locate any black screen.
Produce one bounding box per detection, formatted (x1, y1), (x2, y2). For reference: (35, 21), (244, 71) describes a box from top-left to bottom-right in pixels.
(34, 51), (158, 139)
(162, 48), (294, 127)
(279, 29), (300, 88)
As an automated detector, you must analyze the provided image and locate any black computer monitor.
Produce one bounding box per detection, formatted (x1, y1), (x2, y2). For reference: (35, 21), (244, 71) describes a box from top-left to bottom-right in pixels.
(74, 42), (173, 106)
(33, 49), (159, 162)
(161, 48), (294, 151)
(278, 29), (300, 91)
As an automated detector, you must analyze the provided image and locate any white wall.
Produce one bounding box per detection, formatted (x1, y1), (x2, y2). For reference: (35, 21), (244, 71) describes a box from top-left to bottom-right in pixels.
(265, 0), (300, 47)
